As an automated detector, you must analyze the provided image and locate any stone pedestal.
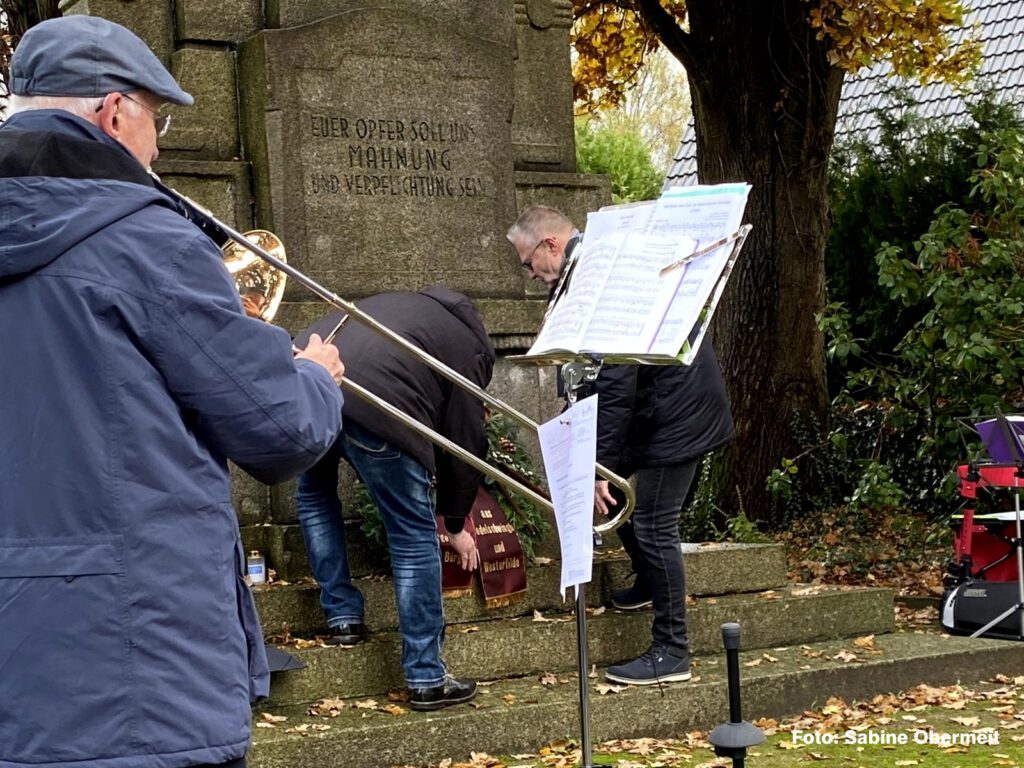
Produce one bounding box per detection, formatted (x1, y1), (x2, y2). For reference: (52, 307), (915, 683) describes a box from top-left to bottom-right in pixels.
(65, 0), (617, 563)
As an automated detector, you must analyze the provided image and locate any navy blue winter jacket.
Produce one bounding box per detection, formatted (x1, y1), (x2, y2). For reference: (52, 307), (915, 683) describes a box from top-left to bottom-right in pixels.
(0, 111), (343, 768)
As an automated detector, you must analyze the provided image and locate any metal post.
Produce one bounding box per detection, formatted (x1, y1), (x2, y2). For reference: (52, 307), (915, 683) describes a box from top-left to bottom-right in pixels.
(708, 623), (765, 768)
(559, 361), (602, 768)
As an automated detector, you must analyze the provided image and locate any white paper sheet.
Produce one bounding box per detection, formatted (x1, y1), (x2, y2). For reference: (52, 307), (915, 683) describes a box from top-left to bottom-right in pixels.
(537, 395), (598, 599)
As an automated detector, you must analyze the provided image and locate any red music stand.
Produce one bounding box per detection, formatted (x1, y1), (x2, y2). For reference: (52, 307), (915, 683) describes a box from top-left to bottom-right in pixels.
(954, 414), (1024, 639)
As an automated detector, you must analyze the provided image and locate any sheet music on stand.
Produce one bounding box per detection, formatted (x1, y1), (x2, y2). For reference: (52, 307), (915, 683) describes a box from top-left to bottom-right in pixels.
(511, 183), (752, 367)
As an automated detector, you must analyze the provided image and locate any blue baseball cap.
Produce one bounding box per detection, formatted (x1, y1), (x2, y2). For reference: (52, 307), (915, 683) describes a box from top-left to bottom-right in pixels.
(10, 16), (193, 106)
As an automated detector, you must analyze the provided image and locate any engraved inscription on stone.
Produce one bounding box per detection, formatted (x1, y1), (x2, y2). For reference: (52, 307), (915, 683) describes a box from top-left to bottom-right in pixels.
(239, 6), (522, 298)
(307, 114), (488, 199)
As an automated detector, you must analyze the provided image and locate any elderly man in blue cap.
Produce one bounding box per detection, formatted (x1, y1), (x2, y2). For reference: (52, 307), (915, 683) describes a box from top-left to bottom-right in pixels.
(0, 16), (346, 768)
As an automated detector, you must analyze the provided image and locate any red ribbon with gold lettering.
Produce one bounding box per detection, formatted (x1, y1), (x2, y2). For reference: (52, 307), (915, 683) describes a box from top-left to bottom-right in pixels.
(436, 485), (527, 606)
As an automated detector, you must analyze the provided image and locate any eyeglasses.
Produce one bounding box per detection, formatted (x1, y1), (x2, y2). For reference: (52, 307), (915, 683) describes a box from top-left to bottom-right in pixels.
(122, 93), (172, 138)
(520, 238), (546, 270)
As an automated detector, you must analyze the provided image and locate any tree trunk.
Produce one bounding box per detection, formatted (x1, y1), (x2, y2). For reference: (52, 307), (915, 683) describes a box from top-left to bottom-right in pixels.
(685, 0), (842, 523)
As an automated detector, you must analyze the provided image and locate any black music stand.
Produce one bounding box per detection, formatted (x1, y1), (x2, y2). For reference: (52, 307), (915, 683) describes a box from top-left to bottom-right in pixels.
(966, 413), (1024, 640)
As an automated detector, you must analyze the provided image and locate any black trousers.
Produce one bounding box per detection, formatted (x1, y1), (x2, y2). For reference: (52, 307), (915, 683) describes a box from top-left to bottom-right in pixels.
(615, 459), (699, 654)
(193, 759), (245, 768)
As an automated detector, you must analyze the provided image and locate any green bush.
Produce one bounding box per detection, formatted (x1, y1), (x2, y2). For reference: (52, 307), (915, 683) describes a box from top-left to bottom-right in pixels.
(575, 118), (662, 204)
(680, 452), (727, 541)
(818, 123), (1024, 516)
(826, 89), (1022, 388)
(767, 92), (1024, 523)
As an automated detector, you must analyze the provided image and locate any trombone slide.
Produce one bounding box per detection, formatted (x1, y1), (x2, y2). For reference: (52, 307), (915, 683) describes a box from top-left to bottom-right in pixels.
(151, 173), (636, 532)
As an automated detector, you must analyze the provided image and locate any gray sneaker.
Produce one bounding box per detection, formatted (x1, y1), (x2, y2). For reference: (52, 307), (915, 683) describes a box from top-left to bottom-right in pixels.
(605, 644), (691, 685)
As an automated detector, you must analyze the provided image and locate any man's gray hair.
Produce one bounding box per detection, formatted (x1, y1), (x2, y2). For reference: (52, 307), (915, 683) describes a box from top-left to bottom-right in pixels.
(7, 93), (110, 119)
(507, 204), (575, 244)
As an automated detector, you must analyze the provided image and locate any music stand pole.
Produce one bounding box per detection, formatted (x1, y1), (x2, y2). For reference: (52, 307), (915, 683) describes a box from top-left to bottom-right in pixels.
(1014, 466), (1024, 639)
(561, 360), (602, 768)
(970, 414), (1024, 639)
(575, 583), (592, 768)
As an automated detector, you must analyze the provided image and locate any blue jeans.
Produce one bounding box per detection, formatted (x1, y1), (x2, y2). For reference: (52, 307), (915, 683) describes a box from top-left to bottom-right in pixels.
(296, 420), (446, 688)
(615, 460), (699, 655)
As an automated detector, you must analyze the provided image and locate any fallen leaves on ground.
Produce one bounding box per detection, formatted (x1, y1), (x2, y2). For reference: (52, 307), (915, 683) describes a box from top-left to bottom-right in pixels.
(894, 603), (940, 630)
(264, 623), (335, 649)
(305, 695), (407, 718)
(756, 677), (1022, 738)
(307, 697), (347, 717)
(283, 722), (331, 734)
(791, 585), (829, 597)
(778, 508), (948, 597)
(531, 610), (570, 624)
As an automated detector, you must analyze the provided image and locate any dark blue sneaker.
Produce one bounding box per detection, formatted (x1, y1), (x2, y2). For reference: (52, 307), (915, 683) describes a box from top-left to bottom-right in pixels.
(605, 644), (691, 685)
(611, 581), (653, 611)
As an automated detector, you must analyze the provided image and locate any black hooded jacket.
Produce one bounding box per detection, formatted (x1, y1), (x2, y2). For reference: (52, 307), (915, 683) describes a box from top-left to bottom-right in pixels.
(589, 344), (735, 476)
(297, 286), (495, 525)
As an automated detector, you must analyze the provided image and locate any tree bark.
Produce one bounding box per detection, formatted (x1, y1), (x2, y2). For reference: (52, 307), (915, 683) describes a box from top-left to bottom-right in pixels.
(647, 0), (843, 522)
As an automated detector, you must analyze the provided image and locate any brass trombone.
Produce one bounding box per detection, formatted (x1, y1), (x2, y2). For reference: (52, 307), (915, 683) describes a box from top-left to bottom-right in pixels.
(152, 174), (636, 533)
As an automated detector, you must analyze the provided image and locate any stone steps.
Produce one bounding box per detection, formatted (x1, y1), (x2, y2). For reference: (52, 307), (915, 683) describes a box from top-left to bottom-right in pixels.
(254, 543), (788, 637)
(265, 584), (895, 705)
(249, 631), (1024, 768)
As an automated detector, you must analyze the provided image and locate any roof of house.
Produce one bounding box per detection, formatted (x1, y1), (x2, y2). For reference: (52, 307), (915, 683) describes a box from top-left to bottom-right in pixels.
(664, 0), (1024, 187)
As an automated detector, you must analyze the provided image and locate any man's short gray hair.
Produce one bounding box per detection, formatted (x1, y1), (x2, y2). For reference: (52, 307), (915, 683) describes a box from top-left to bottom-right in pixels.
(7, 93), (109, 119)
(507, 204), (575, 244)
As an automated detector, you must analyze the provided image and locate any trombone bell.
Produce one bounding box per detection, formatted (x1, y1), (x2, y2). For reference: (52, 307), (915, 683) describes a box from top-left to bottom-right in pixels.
(223, 229), (287, 322)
